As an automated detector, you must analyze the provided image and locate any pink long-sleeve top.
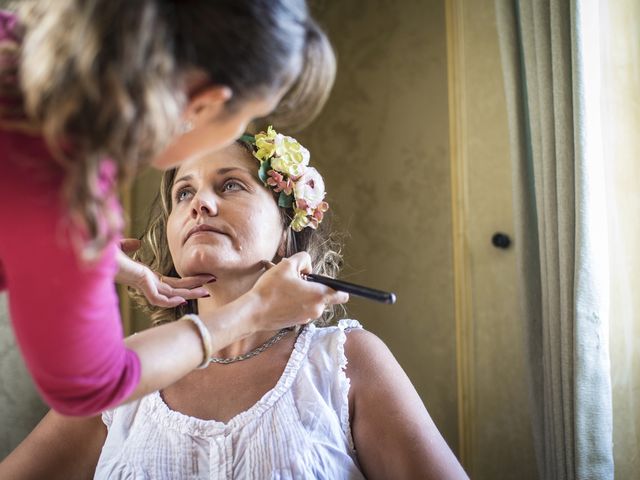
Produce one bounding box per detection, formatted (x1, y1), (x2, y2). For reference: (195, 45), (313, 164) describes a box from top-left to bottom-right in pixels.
(0, 11), (141, 416)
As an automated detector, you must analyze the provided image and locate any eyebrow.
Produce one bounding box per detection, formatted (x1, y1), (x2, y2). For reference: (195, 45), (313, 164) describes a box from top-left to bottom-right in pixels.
(173, 167), (254, 187)
(173, 173), (194, 185)
(217, 166), (253, 176)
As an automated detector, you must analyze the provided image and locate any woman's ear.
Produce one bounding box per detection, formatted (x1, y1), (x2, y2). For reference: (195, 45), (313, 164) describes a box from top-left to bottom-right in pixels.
(184, 85), (233, 126)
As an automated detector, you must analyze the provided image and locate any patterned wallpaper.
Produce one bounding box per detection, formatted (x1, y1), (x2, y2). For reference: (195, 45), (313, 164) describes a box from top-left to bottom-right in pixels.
(297, 0), (458, 450)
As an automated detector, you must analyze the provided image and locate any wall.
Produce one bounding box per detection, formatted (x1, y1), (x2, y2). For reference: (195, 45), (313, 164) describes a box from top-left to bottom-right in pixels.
(297, 0), (459, 452)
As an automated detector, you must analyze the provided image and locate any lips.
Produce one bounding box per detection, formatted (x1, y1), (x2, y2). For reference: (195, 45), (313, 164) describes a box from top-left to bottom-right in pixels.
(184, 223), (228, 244)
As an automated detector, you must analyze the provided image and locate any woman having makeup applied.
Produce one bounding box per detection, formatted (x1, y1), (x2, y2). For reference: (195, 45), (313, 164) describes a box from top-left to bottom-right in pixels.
(0, 130), (469, 479)
(0, 0), (345, 417)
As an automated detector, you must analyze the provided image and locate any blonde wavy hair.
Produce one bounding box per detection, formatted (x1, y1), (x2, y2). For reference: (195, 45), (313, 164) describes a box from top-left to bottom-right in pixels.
(6, 0), (335, 259)
(130, 141), (344, 327)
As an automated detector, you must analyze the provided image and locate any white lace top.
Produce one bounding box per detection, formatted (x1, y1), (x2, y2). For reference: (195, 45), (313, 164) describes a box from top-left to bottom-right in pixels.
(94, 319), (366, 479)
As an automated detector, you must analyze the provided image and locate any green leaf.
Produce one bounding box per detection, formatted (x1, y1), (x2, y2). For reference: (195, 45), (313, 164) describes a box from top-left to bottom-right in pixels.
(239, 134), (255, 144)
(258, 158), (272, 184)
(278, 192), (293, 208)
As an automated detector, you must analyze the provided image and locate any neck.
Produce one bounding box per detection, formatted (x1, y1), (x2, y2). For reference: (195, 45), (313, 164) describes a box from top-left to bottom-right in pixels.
(195, 267), (280, 359)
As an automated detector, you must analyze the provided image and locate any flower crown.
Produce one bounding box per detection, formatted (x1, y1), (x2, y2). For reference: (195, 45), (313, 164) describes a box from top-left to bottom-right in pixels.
(241, 126), (329, 232)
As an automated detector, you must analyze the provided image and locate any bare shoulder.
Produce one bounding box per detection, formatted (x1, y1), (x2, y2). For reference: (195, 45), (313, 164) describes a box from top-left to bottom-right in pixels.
(343, 328), (392, 362)
(342, 327), (402, 390)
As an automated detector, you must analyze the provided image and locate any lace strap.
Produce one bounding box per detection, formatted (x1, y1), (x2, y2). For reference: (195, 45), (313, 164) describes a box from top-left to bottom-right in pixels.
(336, 319), (362, 451)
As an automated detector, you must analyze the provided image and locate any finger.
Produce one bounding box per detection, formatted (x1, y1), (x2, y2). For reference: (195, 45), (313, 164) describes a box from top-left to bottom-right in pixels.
(326, 291), (350, 305)
(119, 238), (141, 253)
(160, 274), (216, 289)
(139, 276), (189, 308)
(146, 292), (188, 308)
(285, 251), (313, 275)
(158, 297), (189, 308)
(156, 283), (210, 300)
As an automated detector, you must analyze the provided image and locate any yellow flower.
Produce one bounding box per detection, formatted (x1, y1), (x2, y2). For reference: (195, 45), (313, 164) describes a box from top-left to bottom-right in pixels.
(290, 209), (311, 232)
(253, 126), (277, 161)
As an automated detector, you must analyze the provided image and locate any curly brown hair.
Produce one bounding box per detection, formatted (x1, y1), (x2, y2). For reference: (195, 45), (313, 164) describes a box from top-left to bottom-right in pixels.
(129, 140), (344, 327)
(9, 0), (335, 259)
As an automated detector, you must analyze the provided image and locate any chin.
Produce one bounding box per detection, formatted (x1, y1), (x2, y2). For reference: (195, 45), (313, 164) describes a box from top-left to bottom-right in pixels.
(176, 252), (256, 278)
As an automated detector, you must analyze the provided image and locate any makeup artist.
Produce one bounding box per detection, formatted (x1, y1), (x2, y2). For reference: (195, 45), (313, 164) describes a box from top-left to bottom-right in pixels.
(0, 0), (347, 417)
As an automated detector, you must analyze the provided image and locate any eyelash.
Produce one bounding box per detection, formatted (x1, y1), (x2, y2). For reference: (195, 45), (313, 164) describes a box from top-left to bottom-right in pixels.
(173, 179), (247, 203)
(222, 179), (245, 192)
(175, 188), (193, 203)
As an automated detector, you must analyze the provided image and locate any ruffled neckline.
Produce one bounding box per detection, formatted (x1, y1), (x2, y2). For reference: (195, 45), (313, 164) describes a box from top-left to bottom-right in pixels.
(144, 324), (315, 438)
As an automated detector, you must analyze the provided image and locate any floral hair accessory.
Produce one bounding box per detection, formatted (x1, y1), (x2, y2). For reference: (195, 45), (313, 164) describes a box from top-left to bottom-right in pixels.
(241, 126), (329, 232)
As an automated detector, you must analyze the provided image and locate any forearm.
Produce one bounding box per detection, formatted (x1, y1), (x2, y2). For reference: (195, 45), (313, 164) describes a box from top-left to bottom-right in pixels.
(123, 291), (260, 401)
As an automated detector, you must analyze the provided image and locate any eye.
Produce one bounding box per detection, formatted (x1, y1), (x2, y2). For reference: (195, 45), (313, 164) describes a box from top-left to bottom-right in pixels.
(222, 179), (246, 192)
(174, 187), (194, 203)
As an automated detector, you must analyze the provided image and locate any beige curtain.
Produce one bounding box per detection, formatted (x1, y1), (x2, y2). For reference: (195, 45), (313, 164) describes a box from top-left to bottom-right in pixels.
(495, 1), (613, 479)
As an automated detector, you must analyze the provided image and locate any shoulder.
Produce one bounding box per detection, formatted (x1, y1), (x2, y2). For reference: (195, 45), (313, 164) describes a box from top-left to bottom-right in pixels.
(305, 319), (362, 353)
(306, 320), (397, 389)
(306, 319), (390, 363)
(343, 326), (389, 357)
(342, 327), (399, 389)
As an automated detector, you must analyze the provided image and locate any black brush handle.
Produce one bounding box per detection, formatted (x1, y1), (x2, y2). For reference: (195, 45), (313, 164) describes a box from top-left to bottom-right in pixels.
(304, 273), (396, 304)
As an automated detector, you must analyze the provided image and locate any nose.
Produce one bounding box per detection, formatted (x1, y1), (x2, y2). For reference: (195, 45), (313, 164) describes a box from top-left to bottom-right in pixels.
(190, 192), (218, 218)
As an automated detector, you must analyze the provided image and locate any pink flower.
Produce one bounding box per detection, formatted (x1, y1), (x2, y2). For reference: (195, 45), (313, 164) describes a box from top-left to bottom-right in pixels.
(293, 167), (325, 210)
(266, 170), (294, 195)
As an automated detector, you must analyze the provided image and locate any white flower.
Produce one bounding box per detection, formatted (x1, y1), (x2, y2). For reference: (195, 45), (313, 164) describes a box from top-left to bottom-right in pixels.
(293, 167), (325, 210)
(270, 134), (310, 177)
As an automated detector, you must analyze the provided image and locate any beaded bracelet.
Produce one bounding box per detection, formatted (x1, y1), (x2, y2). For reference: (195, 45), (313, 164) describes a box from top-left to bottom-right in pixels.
(182, 314), (212, 369)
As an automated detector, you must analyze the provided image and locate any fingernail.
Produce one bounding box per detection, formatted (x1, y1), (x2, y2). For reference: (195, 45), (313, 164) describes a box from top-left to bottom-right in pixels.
(180, 301), (188, 306)
(206, 278), (217, 284)
(203, 294), (211, 298)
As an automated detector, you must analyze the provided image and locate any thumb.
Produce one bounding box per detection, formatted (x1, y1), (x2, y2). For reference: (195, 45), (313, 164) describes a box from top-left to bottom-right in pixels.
(120, 238), (142, 254)
(262, 260), (277, 270)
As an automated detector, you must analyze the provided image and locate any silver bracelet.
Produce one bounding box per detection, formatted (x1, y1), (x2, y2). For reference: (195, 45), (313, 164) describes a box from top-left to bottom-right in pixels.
(182, 314), (212, 369)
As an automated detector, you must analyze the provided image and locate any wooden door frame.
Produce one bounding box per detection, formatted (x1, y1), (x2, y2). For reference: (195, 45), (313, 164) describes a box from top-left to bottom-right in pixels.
(445, 0), (475, 473)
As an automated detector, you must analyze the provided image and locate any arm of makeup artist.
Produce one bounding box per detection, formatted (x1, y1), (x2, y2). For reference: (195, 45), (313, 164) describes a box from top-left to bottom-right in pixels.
(346, 330), (469, 479)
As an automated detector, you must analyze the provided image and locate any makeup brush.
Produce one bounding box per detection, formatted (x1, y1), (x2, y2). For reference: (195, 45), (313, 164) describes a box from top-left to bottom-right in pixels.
(263, 261), (396, 304)
(303, 273), (396, 304)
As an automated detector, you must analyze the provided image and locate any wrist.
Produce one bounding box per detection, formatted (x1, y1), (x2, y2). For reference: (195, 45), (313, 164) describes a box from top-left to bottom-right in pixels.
(200, 289), (262, 347)
(115, 251), (145, 288)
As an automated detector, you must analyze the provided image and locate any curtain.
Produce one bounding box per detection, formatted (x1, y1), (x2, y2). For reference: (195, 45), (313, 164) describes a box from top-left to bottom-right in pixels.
(495, 1), (613, 479)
